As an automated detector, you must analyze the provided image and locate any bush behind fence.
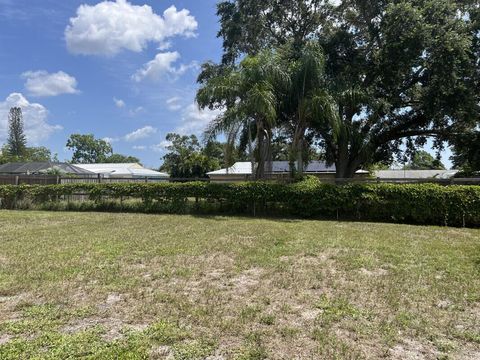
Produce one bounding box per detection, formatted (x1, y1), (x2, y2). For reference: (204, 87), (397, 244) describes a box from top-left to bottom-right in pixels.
(0, 177), (479, 227)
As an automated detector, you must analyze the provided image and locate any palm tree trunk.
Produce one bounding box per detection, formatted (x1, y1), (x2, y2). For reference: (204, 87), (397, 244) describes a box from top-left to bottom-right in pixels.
(292, 123), (306, 176)
(256, 122), (266, 180)
(248, 121), (255, 180)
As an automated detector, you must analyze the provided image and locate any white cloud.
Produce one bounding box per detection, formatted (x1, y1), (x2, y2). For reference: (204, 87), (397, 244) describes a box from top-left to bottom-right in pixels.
(150, 140), (172, 153)
(132, 51), (198, 82)
(0, 93), (62, 144)
(166, 96), (182, 111)
(113, 97), (125, 108)
(133, 145), (146, 150)
(175, 103), (222, 135)
(102, 137), (118, 144)
(22, 70), (79, 97)
(128, 106), (145, 117)
(124, 125), (157, 142)
(65, 0), (197, 56)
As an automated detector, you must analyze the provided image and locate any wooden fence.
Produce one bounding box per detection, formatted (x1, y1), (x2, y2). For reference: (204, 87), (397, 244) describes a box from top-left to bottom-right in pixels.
(0, 174), (479, 186)
(0, 175), (60, 185)
(0, 175), (209, 185)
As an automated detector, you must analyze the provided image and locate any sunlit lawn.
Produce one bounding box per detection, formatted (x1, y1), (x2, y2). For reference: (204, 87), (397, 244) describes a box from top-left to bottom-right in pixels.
(0, 211), (479, 359)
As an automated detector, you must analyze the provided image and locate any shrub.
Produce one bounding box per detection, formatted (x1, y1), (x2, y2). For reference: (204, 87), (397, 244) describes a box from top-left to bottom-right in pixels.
(0, 178), (479, 227)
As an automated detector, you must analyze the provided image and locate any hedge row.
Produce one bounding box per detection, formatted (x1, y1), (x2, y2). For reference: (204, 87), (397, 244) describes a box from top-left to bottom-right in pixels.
(0, 177), (479, 227)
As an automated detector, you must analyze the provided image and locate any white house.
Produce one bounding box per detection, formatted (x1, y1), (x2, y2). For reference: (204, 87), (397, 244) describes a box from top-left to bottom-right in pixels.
(74, 163), (169, 179)
(207, 161), (369, 182)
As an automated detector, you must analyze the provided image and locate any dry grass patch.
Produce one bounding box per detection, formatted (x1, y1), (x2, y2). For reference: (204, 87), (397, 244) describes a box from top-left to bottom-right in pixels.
(0, 210), (479, 359)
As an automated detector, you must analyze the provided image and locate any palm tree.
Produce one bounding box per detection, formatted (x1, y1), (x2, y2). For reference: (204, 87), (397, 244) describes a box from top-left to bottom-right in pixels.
(197, 51), (289, 179)
(279, 43), (326, 176)
(311, 87), (371, 178)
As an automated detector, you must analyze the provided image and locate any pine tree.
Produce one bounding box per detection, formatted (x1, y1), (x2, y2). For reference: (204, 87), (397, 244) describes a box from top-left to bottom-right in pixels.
(7, 107), (27, 158)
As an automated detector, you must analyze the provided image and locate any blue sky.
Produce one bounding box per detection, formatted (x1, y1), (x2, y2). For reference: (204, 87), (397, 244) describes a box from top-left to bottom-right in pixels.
(0, 0), (453, 169)
(0, 0), (222, 168)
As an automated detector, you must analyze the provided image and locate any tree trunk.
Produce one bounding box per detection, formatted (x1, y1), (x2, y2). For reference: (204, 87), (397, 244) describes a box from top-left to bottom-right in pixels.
(335, 143), (365, 179)
(291, 123), (306, 176)
(248, 121), (255, 179)
(256, 122), (265, 180)
(296, 136), (304, 176)
(255, 123), (273, 180)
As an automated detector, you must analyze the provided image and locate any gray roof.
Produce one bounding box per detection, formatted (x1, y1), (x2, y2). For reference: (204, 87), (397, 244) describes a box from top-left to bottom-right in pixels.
(208, 161), (369, 175)
(0, 162), (94, 175)
(374, 170), (458, 179)
(271, 161), (336, 173)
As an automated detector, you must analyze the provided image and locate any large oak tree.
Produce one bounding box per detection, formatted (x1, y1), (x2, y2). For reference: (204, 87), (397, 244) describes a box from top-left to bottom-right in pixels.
(203, 0), (479, 178)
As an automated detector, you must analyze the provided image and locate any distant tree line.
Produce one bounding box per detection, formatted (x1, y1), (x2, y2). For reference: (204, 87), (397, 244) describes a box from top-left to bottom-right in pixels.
(0, 107), (58, 164)
(65, 134), (140, 164)
(0, 106), (456, 178)
(0, 108), (140, 166)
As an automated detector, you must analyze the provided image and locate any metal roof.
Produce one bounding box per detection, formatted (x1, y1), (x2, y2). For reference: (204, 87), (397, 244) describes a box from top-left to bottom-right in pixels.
(74, 163), (169, 178)
(207, 161), (368, 175)
(374, 170), (458, 179)
(0, 162), (94, 175)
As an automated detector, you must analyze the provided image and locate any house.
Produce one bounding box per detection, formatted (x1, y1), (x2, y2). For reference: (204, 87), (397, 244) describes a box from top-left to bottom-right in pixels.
(207, 161), (369, 182)
(74, 163), (169, 179)
(0, 162), (94, 175)
(374, 169), (458, 179)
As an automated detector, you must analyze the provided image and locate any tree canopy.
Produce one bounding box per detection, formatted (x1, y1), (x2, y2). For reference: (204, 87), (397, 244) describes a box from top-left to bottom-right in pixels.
(0, 107), (58, 164)
(159, 133), (224, 178)
(197, 0), (480, 178)
(7, 107), (27, 158)
(66, 134), (142, 164)
(0, 145), (54, 164)
(66, 134), (113, 164)
(405, 150), (445, 170)
(105, 153), (141, 164)
(451, 131), (480, 175)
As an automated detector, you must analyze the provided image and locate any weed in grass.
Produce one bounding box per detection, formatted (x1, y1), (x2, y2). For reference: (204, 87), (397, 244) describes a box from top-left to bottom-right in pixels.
(278, 326), (299, 339)
(312, 328), (365, 359)
(457, 330), (480, 344)
(259, 314), (275, 326)
(146, 321), (189, 345)
(239, 305), (262, 322)
(172, 338), (217, 360)
(314, 295), (361, 326)
(235, 331), (268, 360)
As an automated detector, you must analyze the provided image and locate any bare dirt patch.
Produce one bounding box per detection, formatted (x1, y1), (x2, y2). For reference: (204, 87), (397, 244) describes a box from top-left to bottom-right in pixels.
(0, 334), (12, 345)
(359, 267), (389, 276)
(301, 309), (321, 321)
(388, 339), (439, 360)
(61, 316), (148, 341)
(229, 267), (263, 293)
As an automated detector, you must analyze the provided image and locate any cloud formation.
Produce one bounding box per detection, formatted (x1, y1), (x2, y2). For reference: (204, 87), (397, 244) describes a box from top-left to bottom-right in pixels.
(0, 93), (62, 144)
(22, 70), (79, 97)
(166, 96), (182, 111)
(124, 126), (157, 142)
(102, 137), (118, 144)
(175, 103), (222, 135)
(150, 140), (172, 153)
(132, 52), (198, 82)
(113, 97), (125, 108)
(65, 0), (197, 56)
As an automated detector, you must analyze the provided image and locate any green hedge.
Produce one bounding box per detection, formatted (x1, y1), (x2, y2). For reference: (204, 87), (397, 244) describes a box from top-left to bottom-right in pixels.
(0, 177), (479, 227)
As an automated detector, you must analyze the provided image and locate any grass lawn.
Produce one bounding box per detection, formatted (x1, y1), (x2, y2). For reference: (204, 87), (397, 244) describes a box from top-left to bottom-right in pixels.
(0, 211), (479, 359)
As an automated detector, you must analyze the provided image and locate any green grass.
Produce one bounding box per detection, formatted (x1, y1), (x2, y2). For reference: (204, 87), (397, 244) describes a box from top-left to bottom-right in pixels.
(0, 210), (479, 359)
